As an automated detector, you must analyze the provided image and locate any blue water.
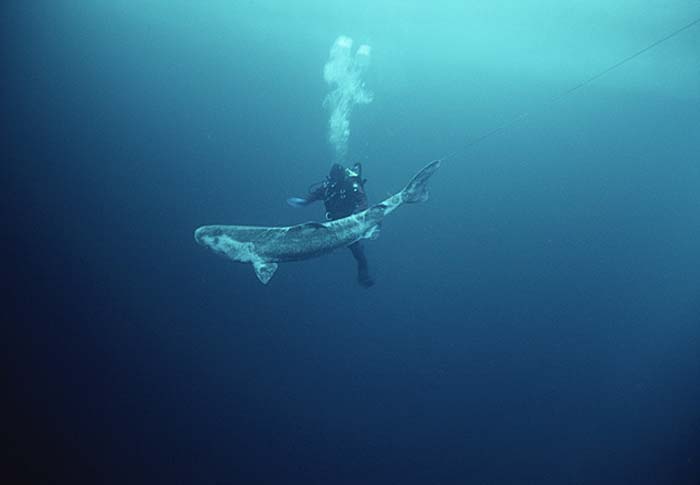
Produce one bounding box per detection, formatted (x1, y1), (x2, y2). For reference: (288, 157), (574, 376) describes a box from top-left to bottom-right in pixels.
(5, 2), (700, 484)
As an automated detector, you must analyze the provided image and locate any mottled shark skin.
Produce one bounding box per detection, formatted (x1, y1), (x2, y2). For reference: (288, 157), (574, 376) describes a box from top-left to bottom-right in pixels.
(194, 160), (440, 284)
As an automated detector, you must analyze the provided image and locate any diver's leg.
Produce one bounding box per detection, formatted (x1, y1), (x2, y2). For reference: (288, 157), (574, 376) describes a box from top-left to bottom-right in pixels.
(349, 241), (374, 287)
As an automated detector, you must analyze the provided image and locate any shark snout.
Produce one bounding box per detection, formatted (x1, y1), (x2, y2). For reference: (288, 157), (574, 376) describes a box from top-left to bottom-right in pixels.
(194, 226), (223, 247)
(194, 226), (208, 246)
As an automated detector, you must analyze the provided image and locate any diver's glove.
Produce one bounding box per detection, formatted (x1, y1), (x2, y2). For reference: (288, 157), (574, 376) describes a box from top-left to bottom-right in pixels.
(286, 197), (310, 208)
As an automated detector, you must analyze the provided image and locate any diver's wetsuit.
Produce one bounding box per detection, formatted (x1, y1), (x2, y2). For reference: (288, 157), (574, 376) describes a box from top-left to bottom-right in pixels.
(295, 163), (374, 287)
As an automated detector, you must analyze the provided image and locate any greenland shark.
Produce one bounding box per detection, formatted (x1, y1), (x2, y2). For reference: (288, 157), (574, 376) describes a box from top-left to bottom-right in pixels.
(194, 160), (440, 284)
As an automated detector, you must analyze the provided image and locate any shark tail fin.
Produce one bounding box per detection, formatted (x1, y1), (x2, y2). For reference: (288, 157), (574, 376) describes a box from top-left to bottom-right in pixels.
(401, 160), (441, 204)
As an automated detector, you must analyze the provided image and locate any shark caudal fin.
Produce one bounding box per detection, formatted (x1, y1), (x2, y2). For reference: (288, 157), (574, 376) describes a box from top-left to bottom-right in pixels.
(401, 160), (441, 204)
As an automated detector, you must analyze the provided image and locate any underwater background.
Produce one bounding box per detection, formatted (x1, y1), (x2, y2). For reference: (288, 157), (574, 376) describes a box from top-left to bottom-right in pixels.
(5, 1), (700, 483)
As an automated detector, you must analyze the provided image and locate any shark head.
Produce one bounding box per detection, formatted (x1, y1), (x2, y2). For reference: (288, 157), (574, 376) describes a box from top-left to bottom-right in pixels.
(194, 225), (279, 284)
(194, 226), (214, 247)
(195, 226), (256, 262)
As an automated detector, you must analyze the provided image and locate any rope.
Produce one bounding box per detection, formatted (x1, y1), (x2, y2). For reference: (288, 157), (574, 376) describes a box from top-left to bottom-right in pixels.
(438, 15), (700, 163)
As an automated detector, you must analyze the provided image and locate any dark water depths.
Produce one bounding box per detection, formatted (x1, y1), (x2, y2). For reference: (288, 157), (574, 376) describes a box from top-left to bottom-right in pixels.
(5, 2), (700, 484)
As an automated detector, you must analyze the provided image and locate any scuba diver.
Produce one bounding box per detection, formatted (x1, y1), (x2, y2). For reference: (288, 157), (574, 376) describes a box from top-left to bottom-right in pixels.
(287, 163), (375, 287)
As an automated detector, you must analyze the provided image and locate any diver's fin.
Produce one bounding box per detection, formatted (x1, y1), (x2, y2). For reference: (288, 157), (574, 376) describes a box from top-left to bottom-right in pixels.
(253, 261), (278, 284)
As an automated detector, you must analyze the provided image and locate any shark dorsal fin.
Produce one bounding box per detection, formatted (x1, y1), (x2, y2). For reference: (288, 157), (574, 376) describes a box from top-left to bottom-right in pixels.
(288, 221), (328, 234)
(291, 221), (326, 229)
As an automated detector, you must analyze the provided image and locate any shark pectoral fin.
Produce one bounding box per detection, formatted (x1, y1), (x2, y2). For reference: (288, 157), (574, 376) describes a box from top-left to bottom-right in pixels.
(364, 223), (382, 241)
(253, 261), (278, 284)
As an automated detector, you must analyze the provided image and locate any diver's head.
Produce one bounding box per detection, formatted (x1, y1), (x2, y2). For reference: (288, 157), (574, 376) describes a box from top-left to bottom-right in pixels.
(329, 163), (345, 181)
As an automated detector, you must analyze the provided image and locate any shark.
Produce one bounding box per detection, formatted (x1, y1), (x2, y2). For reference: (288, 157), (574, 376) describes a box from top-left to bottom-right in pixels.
(194, 160), (440, 284)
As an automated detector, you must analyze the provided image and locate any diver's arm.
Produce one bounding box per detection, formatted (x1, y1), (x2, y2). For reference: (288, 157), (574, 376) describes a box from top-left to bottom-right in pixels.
(287, 197), (313, 208)
(352, 162), (363, 179)
(287, 185), (324, 208)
